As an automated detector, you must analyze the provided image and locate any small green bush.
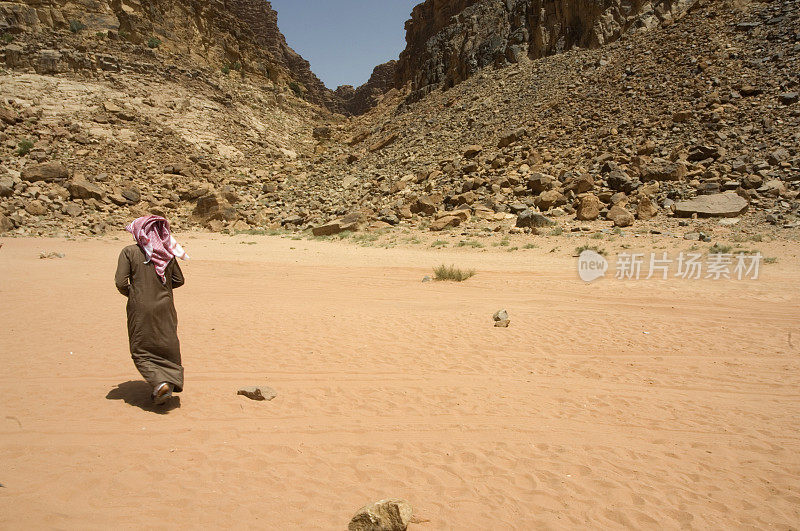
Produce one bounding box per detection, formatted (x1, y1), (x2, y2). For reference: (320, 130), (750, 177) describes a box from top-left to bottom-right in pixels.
(147, 36), (161, 48)
(709, 243), (732, 254)
(575, 245), (606, 256)
(289, 81), (303, 96)
(1, 33), (13, 44)
(69, 20), (86, 33)
(433, 264), (476, 282)
(221, 64), (231, 75)
(17, 139), (34, 156)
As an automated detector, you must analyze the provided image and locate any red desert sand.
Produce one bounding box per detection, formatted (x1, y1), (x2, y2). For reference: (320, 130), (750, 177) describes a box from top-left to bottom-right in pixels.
(1, 233), (799, 529)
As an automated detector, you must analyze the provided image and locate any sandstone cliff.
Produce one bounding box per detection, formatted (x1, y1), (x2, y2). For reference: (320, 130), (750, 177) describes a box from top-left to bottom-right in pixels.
(395, 0), (697, 101)
(0, 0), (341, 110)
(334, 60), (398, 116)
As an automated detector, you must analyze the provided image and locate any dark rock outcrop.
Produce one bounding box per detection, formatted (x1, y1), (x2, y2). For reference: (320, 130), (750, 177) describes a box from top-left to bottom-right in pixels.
(395, 0), (696, 101)
(335, 60), (398, 116)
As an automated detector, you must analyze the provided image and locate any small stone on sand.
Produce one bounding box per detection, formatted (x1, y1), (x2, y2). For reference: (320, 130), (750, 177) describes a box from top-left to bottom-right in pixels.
(237, 386), (277, 401)
(493, 309), (509, 322)
(348, 498), (413, 531)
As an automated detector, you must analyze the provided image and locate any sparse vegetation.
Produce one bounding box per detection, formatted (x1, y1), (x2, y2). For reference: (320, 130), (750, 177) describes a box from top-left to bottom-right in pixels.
(289, 81), (304, 96)
(523, 243), (538, 249)
(1, 33), (14, 44)
(352, 232), (381, 246)
(17, 140), (34, 156)
(709, 243), (732, 254)
(764, 257), (778, 264)
(95, 31), (106, 39)
(575, 245), (607, 256)
(147, 36), (161, 48)
(733, 233), (764, 243)
(221, 61), (242, 75)
(431, 240), (448, 248)
(548, 226), (563, 236)
(235, 228), (269, 236)
(457, 240), (484, 248)
(69, 19), (86, 33)
(433, 264), (476, 282)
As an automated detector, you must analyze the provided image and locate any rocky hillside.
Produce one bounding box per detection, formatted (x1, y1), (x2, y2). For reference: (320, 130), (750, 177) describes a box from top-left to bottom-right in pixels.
(1, 0), (798, 240)
(305, 0), (799, 236)
(0, 0), (346, 236)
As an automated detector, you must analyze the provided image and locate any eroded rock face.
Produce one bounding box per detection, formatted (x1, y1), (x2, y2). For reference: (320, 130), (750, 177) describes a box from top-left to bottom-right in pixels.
(396, 0), (695, 100)
(335, 60), (398, 116)
(2, 0), (341, 111)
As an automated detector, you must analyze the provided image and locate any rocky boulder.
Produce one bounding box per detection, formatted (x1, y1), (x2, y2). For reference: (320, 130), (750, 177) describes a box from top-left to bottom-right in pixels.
(0, 214), (14, 233)
(641, 160), (686, 182)
(348, 499), (413, 531)
(0, 177), (14, 197)
(68, 179), (104, 201)
(410, 195), (439, 216)
(606, 170), (638, 193)
(636, 197), (658, 220)
(193, 194), (236, 224)
(21, 162), (69, 182)
(516, 209), (555, 228)
(0, 105), (20, 125)
(535, 189), (566, 211)
(311, 213), (362, 236)
(526, 173), (555, 194)
(576, 194), (602, 221)
(463, 145), (483, 159)
(778, 92), (798, 105)
(25, 200), (47, 216)
(607, 205), (634, 227)
(674, 193), (749, 218)
(564, 173), (594, 194)
(429, 209), (469, 231)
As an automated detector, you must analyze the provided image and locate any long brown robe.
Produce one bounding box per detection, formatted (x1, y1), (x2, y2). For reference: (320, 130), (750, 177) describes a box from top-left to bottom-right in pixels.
(115, 244), (185, 392)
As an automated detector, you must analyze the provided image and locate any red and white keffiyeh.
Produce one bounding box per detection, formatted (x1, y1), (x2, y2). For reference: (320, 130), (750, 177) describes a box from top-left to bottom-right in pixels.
(125, 216), (188, 283)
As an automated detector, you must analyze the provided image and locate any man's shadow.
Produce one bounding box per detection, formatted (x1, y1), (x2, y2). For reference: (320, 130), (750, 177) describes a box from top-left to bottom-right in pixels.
(106, 381), (181, 414)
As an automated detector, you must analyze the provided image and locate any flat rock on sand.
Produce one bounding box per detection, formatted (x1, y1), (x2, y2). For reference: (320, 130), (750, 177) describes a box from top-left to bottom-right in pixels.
(237, 386), (277, 401)
(674, 193), (749, 218)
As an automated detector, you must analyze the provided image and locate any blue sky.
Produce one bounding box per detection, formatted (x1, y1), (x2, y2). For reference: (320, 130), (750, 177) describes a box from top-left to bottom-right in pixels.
(270, 0), (420, 89)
